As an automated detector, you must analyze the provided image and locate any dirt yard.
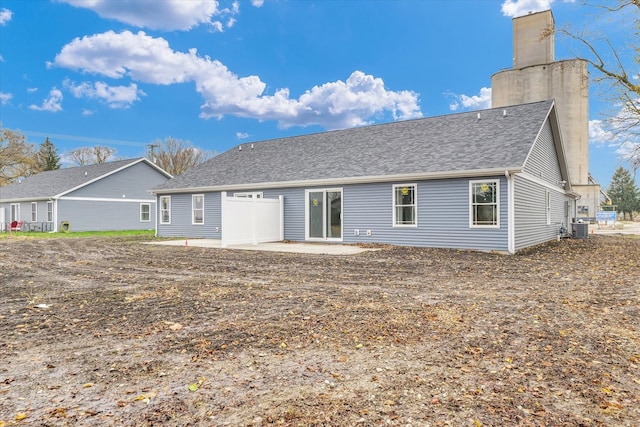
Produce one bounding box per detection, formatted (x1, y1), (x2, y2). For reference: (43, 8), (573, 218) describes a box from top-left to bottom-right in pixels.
(0, 235), (638, 426)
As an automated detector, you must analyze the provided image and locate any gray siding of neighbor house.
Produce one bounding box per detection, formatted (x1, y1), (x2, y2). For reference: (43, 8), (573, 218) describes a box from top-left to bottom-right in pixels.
(156, 192), (221, 238)
(161, 177), (509, 251)
(67, 161), (168, 199)
(57, 199), (156, 232)
(514, 121), (570, 250)
(27, 200), (54, 231)
(0, 200), (53, 230)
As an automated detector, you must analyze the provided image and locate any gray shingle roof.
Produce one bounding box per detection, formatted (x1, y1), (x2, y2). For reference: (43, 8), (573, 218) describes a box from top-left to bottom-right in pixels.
(154, 100), (555, 192)
(0, 158), (149, 201)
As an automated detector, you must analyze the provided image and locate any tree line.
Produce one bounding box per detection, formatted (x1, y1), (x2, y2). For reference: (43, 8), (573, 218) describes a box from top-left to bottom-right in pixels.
(0, 125), (212, 186)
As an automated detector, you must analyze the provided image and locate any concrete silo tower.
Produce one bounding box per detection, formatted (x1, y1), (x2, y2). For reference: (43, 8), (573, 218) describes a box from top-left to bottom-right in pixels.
(492, 10), (600, 219)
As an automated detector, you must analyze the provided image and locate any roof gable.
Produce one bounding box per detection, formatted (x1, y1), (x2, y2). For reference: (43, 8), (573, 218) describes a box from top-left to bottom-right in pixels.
(0, 158), (170, 202)
(154, 101), (556, 192)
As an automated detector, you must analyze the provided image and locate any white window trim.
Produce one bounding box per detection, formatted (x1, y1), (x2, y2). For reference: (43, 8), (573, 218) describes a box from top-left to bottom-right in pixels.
(469, 179), (500, 229)
(392, 183), (418, 227)
(160, 196), (171, 225)
(47, 201), (54, 222)
(31, 202), (37, 222)
(140, 203), (151, 222)
(10, 203), (20, 223)
(192, 194), (204, 225)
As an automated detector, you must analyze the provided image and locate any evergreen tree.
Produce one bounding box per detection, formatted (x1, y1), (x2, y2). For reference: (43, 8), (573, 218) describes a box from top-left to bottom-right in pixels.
(608, 166), (640, 220)
(35, 137), (61, 171)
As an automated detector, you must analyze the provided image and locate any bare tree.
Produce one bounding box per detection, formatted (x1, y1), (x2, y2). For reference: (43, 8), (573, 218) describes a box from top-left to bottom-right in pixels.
(146, 137), (213, 176)
(68, 145), (116, 165)
(555, 1), (640, 164)
(93, 145), (116, 164)
(68, 147), (94, 166)
(0, 125), (37, 186)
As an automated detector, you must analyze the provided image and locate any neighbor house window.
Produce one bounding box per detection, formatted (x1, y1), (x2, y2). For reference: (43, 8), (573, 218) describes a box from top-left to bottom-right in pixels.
(160, 196), (171, 224)
(47, 201), (53, 222)
(393, 184), (417, 226)
(140, 203), (150, 222)
(546, 191), (551, 225)
(470, 180), (500, 228)
(31, 202), (37, 222)
(192, 194), (204, 224)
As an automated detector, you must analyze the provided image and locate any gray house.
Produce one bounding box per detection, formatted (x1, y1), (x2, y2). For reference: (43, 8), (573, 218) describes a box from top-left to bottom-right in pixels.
(0, 158), (171, 233)
(152, 100), (578, 253)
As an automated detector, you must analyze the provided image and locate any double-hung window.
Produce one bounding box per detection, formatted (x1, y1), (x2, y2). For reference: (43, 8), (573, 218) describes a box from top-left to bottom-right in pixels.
(31, 202), (37, 222)
(160, 196), (171, 224)
(47, 201), (53, 222)
(140, 203), (151, 222)
(192, 194), (204, 225)
(470, 180), (499, 228)
(393, 184), (417, 226)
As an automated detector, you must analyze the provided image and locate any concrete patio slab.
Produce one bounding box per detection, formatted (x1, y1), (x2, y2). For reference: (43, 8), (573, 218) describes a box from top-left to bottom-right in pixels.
(147, 239), (376, 255)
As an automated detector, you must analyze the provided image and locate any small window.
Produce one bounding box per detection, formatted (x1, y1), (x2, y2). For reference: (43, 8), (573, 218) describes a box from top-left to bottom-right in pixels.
(470, 180), (500, 228)
(234, 192), (263, 198)
(192, 194), (204, 224)
(160, 196), (171, 224)
(140, 203), (150, 222)
(31, 202), (37, 222)
(393, 184), (417, 226)
(546, 191), (551, 225)
(47, 201), (53, 222)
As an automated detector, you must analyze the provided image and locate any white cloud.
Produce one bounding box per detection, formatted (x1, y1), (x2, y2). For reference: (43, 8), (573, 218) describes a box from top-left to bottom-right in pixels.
(0, 92), (12, 105)
(500, 0), (574, 18)
(251, 0), (264, 7)
(29, 88), (64, 112)
(56, 0), (237, 31)
(236, 132), (249, 139)
(63, 79), (145, 108)
(448, 87), (492, 111)
(0, 8), (12, 25)
(52, 30), (422, 130)
(501, 0), (553, 17)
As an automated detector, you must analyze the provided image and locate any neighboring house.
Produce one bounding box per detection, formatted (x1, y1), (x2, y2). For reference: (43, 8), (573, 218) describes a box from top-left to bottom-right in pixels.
(0, 158), (172, 232)
(152, 100), (579, 253)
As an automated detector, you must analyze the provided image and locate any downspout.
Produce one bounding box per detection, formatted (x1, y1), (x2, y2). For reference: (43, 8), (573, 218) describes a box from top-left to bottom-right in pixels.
(53, 198), (58, 233)
(154, 194), (158, 237)
(505, 171), (515, 254)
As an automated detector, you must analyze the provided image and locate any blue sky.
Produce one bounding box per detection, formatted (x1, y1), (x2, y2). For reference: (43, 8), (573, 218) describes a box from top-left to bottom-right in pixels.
(0, 0), (637, 186)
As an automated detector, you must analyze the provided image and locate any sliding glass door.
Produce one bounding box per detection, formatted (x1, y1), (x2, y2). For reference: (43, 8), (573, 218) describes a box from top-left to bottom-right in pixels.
(306, 189), (342, 241)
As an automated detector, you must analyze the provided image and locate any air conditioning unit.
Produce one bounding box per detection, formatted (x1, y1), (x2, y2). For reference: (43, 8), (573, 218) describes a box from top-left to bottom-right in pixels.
(572, 222), (589, 239)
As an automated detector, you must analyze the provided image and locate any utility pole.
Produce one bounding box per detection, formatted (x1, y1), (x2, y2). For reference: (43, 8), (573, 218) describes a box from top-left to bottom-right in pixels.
(146, 143), (159, 164)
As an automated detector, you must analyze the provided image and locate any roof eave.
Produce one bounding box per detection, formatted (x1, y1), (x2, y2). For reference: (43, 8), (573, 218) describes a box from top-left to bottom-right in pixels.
(151, 167), (524, 195)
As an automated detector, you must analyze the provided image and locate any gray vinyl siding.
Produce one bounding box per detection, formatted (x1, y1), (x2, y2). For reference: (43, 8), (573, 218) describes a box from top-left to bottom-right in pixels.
(514, 175), (567, 250)
(341, 178), (508, 251)
(0, 200), (54, 231)
(57, 199), (156, 232)
(156, 192), (221, 238)
(251, 178), (508, 251)
(67, 162), (168, 199)
(523, 120), (563, 186)
(157, 178), (509, 251)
